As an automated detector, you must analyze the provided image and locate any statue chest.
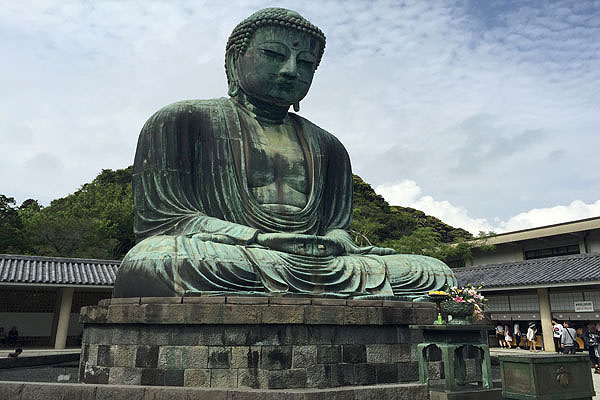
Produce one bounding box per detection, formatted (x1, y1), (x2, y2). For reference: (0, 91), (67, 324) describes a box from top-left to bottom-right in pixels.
(244, 121), (309, 210)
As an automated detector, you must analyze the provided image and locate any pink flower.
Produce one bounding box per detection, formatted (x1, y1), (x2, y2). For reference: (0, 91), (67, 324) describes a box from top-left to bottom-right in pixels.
(453, 296), (464, 302)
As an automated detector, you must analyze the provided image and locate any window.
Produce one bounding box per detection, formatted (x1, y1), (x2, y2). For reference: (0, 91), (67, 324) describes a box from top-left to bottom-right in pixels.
(524, 244), (579, 260)
(509, 294), (539, 311)
(486, 295), (510, 312)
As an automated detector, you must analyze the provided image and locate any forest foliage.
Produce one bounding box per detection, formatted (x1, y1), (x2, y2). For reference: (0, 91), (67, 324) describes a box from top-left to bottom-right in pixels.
(1, 168), (488, 263)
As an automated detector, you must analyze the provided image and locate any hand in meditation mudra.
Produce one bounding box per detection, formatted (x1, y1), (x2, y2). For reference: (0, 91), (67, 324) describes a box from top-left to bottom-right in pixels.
(113, 8), (457, 298)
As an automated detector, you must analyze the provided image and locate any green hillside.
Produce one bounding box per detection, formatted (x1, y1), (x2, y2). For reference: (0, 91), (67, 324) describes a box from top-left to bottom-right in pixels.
(1, 168), (477, 262)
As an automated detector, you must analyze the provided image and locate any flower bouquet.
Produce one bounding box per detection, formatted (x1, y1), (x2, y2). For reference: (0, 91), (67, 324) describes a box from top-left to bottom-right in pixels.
(437, 285), (487, 325)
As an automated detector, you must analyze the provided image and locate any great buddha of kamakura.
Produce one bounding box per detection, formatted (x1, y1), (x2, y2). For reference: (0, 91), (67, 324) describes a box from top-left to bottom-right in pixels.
(113, 8), (457, 298)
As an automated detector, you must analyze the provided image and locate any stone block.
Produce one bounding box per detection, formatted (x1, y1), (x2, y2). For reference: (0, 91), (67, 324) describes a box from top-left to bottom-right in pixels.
(366, 344), (393, 364)
(196, 325), (225, 345)
(82, 364), (109, 384)
(262, 305), (305, 324)
(258, 325), (293, 345)
(376, 363), (398, 384)
(107, 304), (143, 323)
(346, 299), (383, 307)
(110, 344), (137, 367)
(411, 307), (436, 324)
(398, 361), (419, 382)
(143, 303), (188, 323)
(182, 296), (226, 304)
(305, 306), (345, 325)
(292, 345), (316, 368)
(222, 304), (262, 324)
(231, 346), (261, 369)
(261, 345), (292, 370)
(316, 345), (341, 364)
(20, 382), (96, 400)
(186, 304), (224, 324)
(109, 326), (140, 345)
(79, 305), (108, 323)
(181, 346), (209, 369)
(136, 345), (160, 368)
(184, 368), (210, 387)
(139, 326), (172, 345)
(143, 387), (188, 400)
(98, 298), (111, 307)
(211, 368), (238, 388)
(97, 344), (111, 367)
(344, 307), (370, 325)
(171, 326), (202, 346)
(95, 385), (145, 400)
(382, 300), (412, 308)
(141, 368), (166, 386)
(165, 369), (185, 386)
(108, 367), (142, 385)
(237, 368), (266, 389)
(158, 346), (184, 369)
(331, 364), (355, 387)
(208, 346), (231, 369)
(311, 298), (347, 306)
(306, 365), (329, 388)
(87, 344), (99, 365)
(111, 297), (141, 304)
(0, 382), (23, 400)
(226, 296), (269, 304)
(342, 344), (366, 363)
(268, 297), (312, 305)
(381, 306), (412, 324)
(223, 325), (261, 346)
(141, 296), (183, 304)
(354, 363), (377, 385)
(266, 369), (307, 389)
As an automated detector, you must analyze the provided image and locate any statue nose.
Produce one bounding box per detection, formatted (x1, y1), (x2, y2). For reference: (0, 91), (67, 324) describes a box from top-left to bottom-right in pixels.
(280, 57), (298, 78)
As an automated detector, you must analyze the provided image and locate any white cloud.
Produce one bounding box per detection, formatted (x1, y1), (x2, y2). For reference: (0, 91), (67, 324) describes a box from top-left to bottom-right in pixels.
(376, 180), (600, 235)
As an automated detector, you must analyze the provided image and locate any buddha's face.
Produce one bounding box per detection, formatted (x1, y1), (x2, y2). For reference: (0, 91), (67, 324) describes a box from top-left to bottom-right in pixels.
(235, 25), (320, 107)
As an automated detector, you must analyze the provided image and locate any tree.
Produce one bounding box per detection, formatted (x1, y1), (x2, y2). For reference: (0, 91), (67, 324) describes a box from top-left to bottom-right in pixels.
(0, 195), (27, 253)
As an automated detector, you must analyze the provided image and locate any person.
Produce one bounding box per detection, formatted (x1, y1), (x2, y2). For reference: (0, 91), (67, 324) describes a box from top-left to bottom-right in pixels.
(504, 323), (513, 349)
(561, 321), (577, 354)
(7, 348), (22, 358)
(6, 326), (18, 348)
(0, 327), (5, 347)
(496, 322), (506, 348)
(527, 322), (538, 352)
(552, 320), (564, 353)
(111, 7), (457, 299)
(513, 322), (521, 348)
(585, 324), (599, 374)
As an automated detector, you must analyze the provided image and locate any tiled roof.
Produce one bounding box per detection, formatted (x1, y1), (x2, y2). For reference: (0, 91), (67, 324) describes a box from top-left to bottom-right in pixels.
(0, 254), (119, 286)
(454, 252), (600, 289)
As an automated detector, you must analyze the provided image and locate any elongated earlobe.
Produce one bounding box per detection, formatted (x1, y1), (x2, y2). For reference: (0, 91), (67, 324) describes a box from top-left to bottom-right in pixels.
(293, 102), (300, 112)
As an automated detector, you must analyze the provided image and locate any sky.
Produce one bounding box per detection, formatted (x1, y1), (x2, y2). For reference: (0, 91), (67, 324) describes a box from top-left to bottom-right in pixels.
(1, 0), (600, 235)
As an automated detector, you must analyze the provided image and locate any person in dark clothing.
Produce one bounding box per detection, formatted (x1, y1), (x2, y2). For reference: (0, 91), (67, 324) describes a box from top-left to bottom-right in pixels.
(6, 327), (18, 348)
(8, 348), (22, 358)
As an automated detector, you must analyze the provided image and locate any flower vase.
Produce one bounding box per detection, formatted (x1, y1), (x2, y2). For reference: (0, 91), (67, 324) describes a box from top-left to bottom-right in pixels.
(440, 301), (474, 325)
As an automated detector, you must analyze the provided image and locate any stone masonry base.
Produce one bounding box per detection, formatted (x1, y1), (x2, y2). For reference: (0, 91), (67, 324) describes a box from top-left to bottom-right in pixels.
(79, 296), (436, 389)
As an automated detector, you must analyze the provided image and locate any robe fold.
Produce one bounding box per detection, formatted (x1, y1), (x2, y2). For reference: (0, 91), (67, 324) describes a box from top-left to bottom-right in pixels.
(112, 98), (457, 298)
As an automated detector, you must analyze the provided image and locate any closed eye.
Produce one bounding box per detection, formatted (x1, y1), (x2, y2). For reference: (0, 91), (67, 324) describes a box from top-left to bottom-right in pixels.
(261, 49), (285, 61)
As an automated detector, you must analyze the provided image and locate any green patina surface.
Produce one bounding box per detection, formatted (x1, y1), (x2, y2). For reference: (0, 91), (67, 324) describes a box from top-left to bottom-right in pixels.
(112, 8), (457, 299)
(499, 354), (595, 400)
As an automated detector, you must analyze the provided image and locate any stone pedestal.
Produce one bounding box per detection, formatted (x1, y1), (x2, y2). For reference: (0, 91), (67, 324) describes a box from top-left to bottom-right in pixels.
(79, 296), (436, 390)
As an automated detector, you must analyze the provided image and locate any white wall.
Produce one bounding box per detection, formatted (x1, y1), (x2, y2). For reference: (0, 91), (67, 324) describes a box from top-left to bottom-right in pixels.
(0, 312), (83, 337)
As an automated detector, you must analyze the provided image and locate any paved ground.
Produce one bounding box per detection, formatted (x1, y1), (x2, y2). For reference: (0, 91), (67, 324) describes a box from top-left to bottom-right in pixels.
(490, 347), (600, 399)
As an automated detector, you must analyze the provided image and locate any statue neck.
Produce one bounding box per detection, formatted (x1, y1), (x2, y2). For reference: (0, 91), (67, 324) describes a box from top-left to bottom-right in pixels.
(235, 92), (289, 125)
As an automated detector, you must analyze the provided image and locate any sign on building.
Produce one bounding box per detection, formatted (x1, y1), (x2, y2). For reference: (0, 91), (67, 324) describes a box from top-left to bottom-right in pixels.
(574, 301), (594, 312)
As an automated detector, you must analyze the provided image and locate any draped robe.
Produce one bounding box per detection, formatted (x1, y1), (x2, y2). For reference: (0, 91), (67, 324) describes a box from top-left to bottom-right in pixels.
(112, 98), (457, 298)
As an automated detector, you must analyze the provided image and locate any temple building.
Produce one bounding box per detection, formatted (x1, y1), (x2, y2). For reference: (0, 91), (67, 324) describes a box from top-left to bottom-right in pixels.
(0, 254), (117, 349)
(452, 216), (600, 351)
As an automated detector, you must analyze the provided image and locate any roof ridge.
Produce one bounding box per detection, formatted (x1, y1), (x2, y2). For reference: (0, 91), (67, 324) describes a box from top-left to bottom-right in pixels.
(0, 253), (121, 265)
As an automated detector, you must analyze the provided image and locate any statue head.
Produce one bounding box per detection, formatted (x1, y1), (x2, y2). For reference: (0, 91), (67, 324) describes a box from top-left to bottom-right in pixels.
(225, 8), (326, 109)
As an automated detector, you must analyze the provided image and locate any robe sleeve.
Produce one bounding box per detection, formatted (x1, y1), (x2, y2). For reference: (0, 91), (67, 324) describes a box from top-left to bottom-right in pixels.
(132, 100), (259, 244)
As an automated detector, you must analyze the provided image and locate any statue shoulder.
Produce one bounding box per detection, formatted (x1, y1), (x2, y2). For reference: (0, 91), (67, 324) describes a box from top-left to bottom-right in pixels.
(144, 98), (226, 127)
(290, 113), (348, 152)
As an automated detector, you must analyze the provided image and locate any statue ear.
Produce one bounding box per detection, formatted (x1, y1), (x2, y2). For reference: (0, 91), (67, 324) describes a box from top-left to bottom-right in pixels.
(227, 56), (239, 97)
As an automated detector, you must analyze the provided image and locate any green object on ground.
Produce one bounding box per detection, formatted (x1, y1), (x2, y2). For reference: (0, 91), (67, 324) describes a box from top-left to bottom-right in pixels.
(112, 8), (457, 298)
(499, 353), (595, 399)
(411, 324), (494, 392)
